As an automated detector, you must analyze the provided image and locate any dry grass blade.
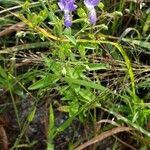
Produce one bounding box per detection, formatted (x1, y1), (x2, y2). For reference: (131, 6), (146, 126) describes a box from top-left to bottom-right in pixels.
(75, 127), (133, 150)
(97, 119), (120, 127)
(0, 126), (8, 150)
(0, 22), (26, 37)
(0, 115), (8, 150)
(113, 135), (137, 150)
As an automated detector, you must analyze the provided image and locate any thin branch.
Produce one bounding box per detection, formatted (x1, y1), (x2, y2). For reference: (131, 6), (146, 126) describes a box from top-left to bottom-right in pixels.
(75, 127), (133, 150)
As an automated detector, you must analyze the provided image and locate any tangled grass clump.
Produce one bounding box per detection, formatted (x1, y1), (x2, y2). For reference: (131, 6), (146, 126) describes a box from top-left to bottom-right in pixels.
(0, 0), (150, 149)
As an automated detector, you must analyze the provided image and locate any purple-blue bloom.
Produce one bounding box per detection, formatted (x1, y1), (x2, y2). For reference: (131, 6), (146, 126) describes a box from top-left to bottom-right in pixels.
(58, 0), (77, 27)
(84, 0), (100, 24)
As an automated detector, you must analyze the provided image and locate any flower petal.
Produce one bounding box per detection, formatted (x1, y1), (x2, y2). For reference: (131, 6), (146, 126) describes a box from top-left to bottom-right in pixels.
(84, 0), (100, 8)
(58, 0), (77, 11)
(58, 0), (77, 27)
(89, 8), (97, 24)
(84, 0), (100, 25)
(64, 11), (72, 27)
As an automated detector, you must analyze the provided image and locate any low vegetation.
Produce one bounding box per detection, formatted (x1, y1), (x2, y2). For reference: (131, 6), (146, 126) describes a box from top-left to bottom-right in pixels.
(0, 0), (150, 149)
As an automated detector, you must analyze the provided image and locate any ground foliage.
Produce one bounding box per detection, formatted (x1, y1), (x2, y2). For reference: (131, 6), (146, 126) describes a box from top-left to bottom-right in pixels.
(0, 0), (150, 150)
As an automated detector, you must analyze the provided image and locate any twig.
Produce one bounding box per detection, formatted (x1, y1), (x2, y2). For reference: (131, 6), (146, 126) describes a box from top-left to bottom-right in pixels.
(75, 127), (133, 150)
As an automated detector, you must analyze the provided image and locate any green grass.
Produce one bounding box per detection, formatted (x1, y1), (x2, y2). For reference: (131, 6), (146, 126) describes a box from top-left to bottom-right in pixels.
(0, 0), (150, 149)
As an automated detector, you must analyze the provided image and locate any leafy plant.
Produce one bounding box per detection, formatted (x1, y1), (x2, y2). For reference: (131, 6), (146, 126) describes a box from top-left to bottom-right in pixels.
(0, 0), (150, 149)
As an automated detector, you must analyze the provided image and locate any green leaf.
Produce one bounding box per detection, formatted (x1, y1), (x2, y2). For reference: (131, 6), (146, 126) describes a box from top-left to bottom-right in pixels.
(22, 0), (30, 11)
(28, 74), (60, 90)
(98, 2), (104, 10)
(47, 104), (55, 150)
(113, 11), (123, 17)
(47, 144), (54, 150)
(87, 63), (109, 71)
(64, 28), (76, 45)
(123, 39), (150, 50)
(0, 66), (7, 79)
(49, 104), (54, 131)
(77, 8), (87, 18)
(27, 107), (36, 122)
(65, 34), (77, 45)
(64, 77), (108, 92)
(56, 117), (74, 133)
(143, 14), (150, 34)
(69, 101), (79, 117)
(78, 88), (95, 102)
(78, 45), (86, 59)
(137, 80), (150, 88)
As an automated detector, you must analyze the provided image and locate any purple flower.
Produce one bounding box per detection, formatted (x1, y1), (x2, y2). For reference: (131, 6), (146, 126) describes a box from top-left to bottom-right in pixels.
(58, 0), (77, 27)
(84, 0), (100, 25)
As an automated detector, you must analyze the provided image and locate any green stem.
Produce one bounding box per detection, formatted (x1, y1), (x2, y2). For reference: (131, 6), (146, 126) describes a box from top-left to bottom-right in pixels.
(9, 87), (21, 129)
